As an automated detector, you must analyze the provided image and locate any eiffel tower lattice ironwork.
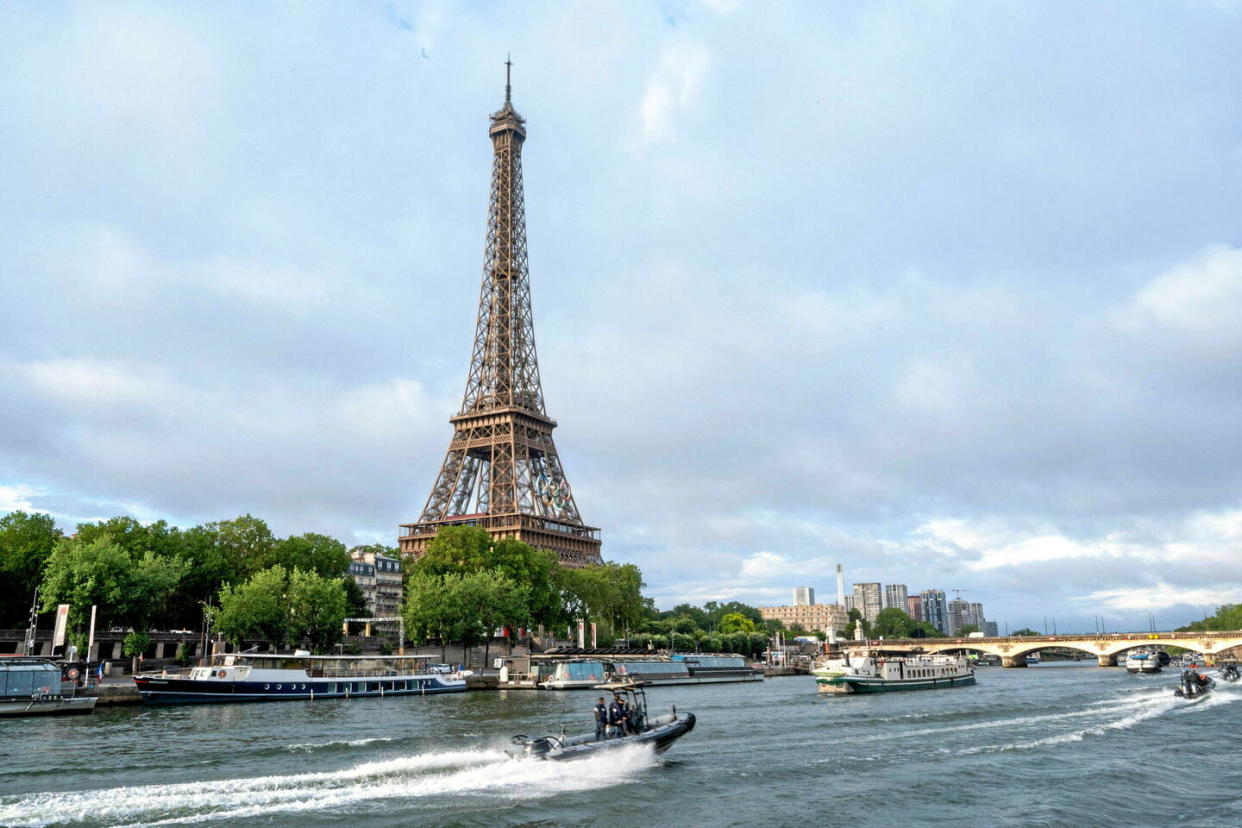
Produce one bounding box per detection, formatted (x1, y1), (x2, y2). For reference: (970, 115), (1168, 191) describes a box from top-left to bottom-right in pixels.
(399, 65), (603, 568)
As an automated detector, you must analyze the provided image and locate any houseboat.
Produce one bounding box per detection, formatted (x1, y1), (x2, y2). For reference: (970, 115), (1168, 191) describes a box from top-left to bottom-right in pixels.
(133, 652), (468, 704)
(0, 656), (97, 717)
(814, 651), (975, 694)
(539, 654), (762, 689)
(669, 653), (764, 683)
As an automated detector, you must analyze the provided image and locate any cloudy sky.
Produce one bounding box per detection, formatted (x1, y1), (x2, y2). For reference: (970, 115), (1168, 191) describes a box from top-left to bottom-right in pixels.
(3, 1), (1241, 632)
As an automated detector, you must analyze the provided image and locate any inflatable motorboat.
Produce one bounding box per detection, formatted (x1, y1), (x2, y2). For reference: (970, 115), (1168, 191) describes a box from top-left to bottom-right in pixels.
(1173, 668), (1215, 699)
(505, 681), (695, 761)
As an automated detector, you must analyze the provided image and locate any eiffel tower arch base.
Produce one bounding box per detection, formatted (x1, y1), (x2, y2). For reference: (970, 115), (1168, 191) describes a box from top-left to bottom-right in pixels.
(399, 513), (602, 569)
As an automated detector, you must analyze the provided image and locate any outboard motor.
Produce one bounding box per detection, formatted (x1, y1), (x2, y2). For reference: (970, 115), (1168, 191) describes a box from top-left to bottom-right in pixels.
(505, 735), (554, 760)
(525, 737), (553, 758)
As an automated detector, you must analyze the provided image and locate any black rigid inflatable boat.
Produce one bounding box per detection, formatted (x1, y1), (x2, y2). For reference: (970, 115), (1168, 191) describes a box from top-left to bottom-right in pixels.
(505, 681), (695, 761)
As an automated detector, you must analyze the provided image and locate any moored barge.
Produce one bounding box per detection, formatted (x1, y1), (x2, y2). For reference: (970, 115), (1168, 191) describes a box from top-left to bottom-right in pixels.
(134, 653), (468, 704)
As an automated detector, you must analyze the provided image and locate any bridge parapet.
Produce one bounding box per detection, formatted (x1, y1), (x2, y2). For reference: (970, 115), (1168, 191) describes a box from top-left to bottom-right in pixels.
(846, 631), (1242, 667)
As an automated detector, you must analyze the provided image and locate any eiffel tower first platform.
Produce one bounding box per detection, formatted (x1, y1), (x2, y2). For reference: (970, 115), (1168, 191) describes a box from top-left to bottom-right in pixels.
(399, 66), (603, 568)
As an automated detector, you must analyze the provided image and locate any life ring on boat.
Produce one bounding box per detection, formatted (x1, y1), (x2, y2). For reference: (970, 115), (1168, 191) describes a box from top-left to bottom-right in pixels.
(217, 670), (227, 678)
(66, 668), (80, 680)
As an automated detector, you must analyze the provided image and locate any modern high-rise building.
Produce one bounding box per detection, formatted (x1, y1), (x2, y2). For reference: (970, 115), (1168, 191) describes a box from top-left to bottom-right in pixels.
(883, 584), (908, 611)
(983, 620), (999, 637)
(947, 598), (980, 635)
(835, 564), (846, 607)
(793, 587), (815, 606)
(906, 594), (923, 622)
(852, 583), (883, 623)
(920, 589), (948, 633)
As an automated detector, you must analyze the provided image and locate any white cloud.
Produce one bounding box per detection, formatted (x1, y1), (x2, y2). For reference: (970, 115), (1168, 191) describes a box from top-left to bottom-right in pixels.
(1078, 585), (1239, 613)
(0, 485), (44, 514)
(9, 358), (163, 413)
(1124, 244), (1242, 353)
(636, 40), (711, 145)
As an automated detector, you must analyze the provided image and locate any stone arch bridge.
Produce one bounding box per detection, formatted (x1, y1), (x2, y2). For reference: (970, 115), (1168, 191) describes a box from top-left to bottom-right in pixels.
(862, 631), (1242, 667)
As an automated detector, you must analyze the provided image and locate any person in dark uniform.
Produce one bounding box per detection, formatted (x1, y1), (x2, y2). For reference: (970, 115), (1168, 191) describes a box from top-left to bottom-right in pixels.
(609, 695), (626, 738)
(593, 696), (608, 740)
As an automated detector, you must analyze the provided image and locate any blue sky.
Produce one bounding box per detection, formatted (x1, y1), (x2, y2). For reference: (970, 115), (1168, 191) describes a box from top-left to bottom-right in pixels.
(2, 1), (1242, 632)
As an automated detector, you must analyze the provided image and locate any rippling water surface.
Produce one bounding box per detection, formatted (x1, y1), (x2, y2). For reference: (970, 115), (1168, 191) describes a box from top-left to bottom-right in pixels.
(3, 664), (1241, 826)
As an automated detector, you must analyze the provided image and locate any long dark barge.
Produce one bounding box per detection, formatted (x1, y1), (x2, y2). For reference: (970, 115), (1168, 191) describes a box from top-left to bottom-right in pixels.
(133, 653), (468, 704)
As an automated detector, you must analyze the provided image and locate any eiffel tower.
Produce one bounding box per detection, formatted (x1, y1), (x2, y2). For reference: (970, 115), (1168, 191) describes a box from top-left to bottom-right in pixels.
(399, 64), (603, 568)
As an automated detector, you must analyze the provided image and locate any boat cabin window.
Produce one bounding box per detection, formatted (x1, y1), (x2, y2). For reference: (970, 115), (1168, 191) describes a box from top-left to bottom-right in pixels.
(556, 661), (605, 681)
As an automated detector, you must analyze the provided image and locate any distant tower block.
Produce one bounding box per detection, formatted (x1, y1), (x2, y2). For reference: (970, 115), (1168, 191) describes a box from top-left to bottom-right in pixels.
(836, 564), (846, 606)
(793, 587), (815, 606)
(399, 63), (602, 568)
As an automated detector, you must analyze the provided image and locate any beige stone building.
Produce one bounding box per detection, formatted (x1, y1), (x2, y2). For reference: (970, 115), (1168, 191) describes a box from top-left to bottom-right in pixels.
(759, 603), (848, 634)
(348, 549), (404, 623)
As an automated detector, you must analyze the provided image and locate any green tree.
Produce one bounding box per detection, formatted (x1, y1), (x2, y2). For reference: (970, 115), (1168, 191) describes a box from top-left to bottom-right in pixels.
(872, 608), (917, 638)
(39, 535), (187, 635)
(705, 601), (763, 629)
(0, 511), (61, 626)
(343, 577), (369, 618)
(272, 533), (350, 578)
(287, 569), (347, 653)
(403, 571), (456, 660)
(213, 565), (290, 647)
(1179, 605), (1242, 632)
(205, 515), (276, 579)
(122, 630), (150, 658)
(718, 612), (757, 634)
(411, 526), (559, 631)
(1012, 627), (1041, 637)
(449, 569), (529, 665)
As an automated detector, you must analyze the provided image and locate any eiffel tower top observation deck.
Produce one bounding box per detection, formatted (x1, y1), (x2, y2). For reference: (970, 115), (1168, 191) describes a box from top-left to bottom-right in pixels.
(399, 64), (603, 568)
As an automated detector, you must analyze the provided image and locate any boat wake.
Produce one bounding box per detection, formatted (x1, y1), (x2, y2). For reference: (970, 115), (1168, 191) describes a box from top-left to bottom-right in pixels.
(0, 744), (659, 827)
(958, 681), (1242, 755)
(283, 735), (398, 752)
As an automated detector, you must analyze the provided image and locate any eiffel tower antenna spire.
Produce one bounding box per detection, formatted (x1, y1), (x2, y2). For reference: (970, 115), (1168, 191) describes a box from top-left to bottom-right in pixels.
(400, 73), (603, 568)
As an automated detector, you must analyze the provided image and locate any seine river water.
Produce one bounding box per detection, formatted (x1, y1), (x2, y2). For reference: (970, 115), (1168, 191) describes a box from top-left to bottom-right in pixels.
(3, 663), (1241, 827)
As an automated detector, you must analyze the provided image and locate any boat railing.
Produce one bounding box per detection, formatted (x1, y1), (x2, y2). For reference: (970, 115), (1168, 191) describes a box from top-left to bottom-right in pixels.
(307, 667), (449, 679)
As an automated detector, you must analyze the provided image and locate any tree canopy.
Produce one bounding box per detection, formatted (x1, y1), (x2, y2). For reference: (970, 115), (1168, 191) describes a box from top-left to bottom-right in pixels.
(1178, 604), (1242, 632)
(0, 511), (61, 626)
(212, 565), (349, 653)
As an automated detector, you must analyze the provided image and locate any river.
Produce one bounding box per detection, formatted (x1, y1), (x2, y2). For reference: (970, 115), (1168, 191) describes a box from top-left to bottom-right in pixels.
(2, 663), (1240, 827)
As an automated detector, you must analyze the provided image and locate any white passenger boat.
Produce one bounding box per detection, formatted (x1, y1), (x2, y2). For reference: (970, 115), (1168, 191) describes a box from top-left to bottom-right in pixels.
(813, 651), (975, 694)
(134, 653), (469, 704)
(1125, 651), (1168, 674)
(541, 654), (763, 689)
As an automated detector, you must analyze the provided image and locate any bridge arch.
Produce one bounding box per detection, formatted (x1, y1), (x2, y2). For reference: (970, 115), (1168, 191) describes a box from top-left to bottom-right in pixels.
(859, 631), (1242, 667)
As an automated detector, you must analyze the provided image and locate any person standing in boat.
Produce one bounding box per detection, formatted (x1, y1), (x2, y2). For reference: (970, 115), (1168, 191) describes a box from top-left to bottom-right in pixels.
(593, 697), (608, 740)
(608, 694), (627, 738)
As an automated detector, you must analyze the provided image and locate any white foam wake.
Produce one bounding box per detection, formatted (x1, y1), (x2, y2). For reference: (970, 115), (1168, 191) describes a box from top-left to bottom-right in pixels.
(0, 745), (657, 827)
(958, 688), (1184, 755)
(284, 736), (398, 752)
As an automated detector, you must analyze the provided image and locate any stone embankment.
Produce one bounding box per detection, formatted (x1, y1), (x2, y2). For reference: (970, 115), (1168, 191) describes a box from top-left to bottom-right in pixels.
(92, 679), (141, 705)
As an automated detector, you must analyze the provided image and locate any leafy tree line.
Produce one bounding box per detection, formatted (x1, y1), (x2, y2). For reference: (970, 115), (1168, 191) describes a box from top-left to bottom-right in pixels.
(1178, 604), (1242, 632)
(400, 526), (648, 662)
(1, 511), (370, 654)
